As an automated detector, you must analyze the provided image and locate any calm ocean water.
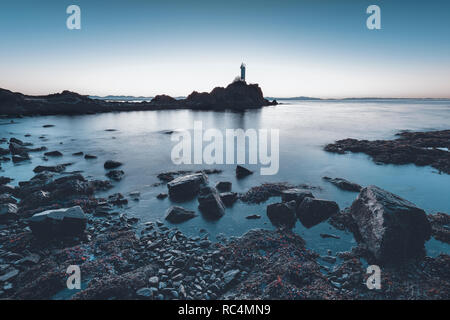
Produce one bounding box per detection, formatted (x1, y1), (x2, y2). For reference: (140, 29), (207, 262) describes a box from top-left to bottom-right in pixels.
(1, 99), (449, 258)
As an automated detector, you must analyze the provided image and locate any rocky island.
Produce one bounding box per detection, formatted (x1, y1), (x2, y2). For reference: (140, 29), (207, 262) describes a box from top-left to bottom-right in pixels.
(325, 130), (450, 174)
(0, 81), (277, 117)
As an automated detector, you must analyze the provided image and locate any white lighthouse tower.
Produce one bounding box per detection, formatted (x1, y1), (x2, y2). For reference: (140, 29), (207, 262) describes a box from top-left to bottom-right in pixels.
(240, 63), (246, 82)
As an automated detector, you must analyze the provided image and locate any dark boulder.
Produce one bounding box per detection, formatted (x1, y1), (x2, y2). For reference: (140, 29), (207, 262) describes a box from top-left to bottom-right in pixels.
(157, 193), (168, 200)
(167, 172), (207, 199)
(165, 206), (197, 223)
(323, 177), (362, 192)
(215, 181), (232, 192)
(0, 203), (18, 221)
(350, 185), (431, 264)
(20, 190), (51, 210)
(198, 186), (225, 219)
(266, 200), (297, 228)
(296, 198), (340, 228)
(281, 188), (314, 204)
(219, 192), (238, 207)
(104, 160), (122, 169)
(84, 154), (97, 159)
(0, 176), (13, 185)
(0, 193), (17, 204)
(28, 206), (87, 238)
(236, 165), (253, 179)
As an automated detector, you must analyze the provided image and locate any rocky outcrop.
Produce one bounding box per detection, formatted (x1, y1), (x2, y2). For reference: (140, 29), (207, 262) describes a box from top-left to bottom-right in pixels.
(325, 130), (450, 174)
(266, 201), (297, 228)
(428, 212), (450, 244)
(296, 198), (340, 228)
(167, 173), (208, 199)
(183, 81), (276, 110)
(350, 186), (431, 264)
(165, 206), (197, 223)
(28, 206), (87, 238)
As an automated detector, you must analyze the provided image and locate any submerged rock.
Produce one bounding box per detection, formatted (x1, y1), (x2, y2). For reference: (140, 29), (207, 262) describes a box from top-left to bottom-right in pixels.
(44, 151), (63, 157)
(323, 177), (362, 192)
(350, 186), (431, 264)
(167, 172), (207, 199)
(198, 186), (225, 219)
(106, 170), (124, 181)
(296, 198), (339, 228)
(266, 200), (297, 228)
(165, 206), (197, 223)
(28, 206), (87, 238)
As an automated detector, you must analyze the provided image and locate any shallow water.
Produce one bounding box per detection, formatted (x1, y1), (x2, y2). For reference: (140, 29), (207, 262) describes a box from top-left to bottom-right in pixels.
(1, 99), (449, 258)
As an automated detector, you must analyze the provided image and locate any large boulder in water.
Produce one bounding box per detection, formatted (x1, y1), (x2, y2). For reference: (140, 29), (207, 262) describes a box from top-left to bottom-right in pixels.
(266, 200), (297, 228)
(296, 198), (339, 228)
(29, 206), (87, 238)
(197, 186), (225, 219)
(165, 206), (197, 223)
(167, 173), (207, 199)
(350, 186), (431, 264)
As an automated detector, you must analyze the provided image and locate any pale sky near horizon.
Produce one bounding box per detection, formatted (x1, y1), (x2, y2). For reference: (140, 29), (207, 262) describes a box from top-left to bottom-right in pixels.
(1, 0), (449, 98)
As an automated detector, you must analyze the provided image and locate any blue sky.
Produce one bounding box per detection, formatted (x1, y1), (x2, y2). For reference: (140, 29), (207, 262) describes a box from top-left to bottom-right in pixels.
(0, 0), (449, 98)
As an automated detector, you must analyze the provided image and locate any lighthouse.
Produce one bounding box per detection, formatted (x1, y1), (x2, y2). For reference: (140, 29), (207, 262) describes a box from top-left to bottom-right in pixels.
(240, 63), (246, 82)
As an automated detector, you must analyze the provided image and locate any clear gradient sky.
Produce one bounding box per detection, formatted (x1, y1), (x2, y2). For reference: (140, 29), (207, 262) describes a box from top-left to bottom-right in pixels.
(1, 0), (449, 98)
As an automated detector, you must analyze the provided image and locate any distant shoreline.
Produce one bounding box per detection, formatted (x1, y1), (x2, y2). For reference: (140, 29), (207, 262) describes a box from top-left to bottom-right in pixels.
(0, 81), (277, 117)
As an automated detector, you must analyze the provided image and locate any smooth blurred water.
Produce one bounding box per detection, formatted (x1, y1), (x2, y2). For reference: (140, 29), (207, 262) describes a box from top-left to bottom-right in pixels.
(1, 99), (449, 258)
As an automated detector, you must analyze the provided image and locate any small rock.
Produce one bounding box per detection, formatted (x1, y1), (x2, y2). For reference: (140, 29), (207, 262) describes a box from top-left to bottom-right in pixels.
(104, 160), (122, 169)
(165, 206), (197, 223)
(236, 165), (253, 179)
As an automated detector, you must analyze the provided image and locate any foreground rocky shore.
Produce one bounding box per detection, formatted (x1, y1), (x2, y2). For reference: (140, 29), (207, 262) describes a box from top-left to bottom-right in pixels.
(0, 81), (277, 117)
(0, 135), (449, 300)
